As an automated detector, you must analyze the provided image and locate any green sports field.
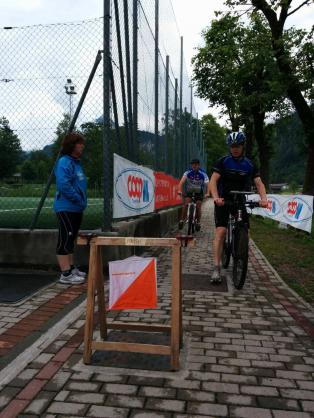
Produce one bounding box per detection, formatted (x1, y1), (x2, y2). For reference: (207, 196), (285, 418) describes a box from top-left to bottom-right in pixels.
(0, 197), (104, 229)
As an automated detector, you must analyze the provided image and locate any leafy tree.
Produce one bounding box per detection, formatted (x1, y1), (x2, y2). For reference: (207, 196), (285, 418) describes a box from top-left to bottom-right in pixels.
(20, 150), (51, 182)
(192, 14), (286, 187)
(225, 0), (314, 194)
(269, 112), (307, 185)
(51, 113), (71, 159)
(80, 121), (103, 188)
(0, 117), (22, 180)
(21, 160), (37, 181)
(200, 114), (226, 174)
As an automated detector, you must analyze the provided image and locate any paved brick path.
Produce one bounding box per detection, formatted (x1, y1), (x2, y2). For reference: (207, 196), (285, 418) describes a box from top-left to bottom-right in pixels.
(0, 199), (314, 417)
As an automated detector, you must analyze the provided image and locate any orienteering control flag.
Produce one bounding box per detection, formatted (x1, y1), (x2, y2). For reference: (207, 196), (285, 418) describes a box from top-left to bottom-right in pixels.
(108, 256), (157, 310)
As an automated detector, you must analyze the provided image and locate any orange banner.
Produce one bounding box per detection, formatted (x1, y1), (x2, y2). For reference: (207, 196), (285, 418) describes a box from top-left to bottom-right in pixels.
(154, 172), (182, 210)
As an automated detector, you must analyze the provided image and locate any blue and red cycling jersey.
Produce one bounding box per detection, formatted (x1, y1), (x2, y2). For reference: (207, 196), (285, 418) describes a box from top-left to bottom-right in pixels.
(183, 169), (209, 194)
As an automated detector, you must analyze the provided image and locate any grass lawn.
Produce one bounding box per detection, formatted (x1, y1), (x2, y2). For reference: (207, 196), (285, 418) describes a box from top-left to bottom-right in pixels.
(0, 197), (103, 229)
(250, 216), (314, 305)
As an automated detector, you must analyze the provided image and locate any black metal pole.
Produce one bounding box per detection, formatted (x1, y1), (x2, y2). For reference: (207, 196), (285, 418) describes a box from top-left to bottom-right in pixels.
(103, 0), (112, 231)
(184, 106), (187, 169)
(189, 84), (193, 161)
(154, 0), (159, 171)
(133, 0), (138, 162)
(109, 60), (121, 154)
(123, 0), (134, 160)
(113, 0), (130, 156)
(196, 113), (199, 160)
(174, 77), (178, 177)
(165, 55), (169, 173)
(29, 51), (103, 231)
(179, 36), (183, 174)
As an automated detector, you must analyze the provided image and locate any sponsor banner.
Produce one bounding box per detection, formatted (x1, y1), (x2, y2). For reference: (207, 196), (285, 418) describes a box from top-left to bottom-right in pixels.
(113, 154), (155, 218)
(250, 194), (313, 233)
(154, 171), (181, 210)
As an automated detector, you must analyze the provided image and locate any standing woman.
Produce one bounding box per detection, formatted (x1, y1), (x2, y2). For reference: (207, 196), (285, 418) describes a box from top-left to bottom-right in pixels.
(53, 132), (87, 284)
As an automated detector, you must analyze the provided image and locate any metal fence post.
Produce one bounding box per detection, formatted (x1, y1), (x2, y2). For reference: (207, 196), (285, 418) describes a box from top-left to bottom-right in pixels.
(179, 36), (183, 174)
(103, 0), (112, 231)
(109, 60), (121, 154)
(165, 55), (169, 173)
(123, 0), (134, 160)
(133, 0), (138, 162)
(195, 113), (199, 160)
(184, 106), (187, 169)
(154, 0), (159, 171)
(174, 77), (178, 177)
(113, 0), (130, 156)
(189, 84), (193, 162)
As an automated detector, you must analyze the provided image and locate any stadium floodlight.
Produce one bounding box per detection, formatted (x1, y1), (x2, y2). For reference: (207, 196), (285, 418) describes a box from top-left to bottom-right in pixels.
(64, 78), (77, 119)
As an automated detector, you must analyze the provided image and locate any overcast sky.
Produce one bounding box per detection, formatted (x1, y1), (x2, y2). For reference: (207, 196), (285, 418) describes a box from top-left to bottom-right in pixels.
(1, 0), (313, 130)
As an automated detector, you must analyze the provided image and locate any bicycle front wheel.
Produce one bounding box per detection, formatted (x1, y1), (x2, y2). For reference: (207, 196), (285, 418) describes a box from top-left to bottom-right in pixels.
(232, 225), (249, 289)
(187, 206), (195, 235)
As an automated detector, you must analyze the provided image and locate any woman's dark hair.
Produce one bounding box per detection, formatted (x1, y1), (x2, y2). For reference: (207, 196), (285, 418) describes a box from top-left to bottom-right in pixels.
(61, 132), (85, 155)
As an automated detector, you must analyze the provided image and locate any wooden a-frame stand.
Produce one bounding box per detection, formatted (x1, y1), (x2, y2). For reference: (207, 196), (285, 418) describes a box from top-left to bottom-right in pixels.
(77, 235), (195, 371)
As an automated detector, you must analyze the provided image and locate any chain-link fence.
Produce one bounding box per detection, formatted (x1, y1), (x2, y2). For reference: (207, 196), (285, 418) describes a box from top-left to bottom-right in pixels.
(0, 0), (206, 230)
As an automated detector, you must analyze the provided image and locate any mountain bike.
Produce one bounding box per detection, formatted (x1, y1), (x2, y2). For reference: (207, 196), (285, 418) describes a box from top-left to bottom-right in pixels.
(221, 191), (260, 289)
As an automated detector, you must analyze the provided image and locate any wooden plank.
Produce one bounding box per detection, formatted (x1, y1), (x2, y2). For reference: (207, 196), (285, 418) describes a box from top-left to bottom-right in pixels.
(91, 340), (171, 355)
(171, 245), (181, 370)
(83, 244), (97, 364)
(107, 322), (171, 333)
(78, 236), (180, 247)
(179, 247), (183, 347)
(95, 246), (107, 339)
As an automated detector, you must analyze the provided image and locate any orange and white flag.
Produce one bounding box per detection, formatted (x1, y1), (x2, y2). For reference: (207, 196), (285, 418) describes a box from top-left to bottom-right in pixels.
(108, 256), (157, 310)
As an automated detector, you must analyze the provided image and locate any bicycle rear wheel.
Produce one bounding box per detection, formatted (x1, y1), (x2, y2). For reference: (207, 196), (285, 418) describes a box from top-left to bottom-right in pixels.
(232, 225), (249, 289)
(187, 205), (195, 235)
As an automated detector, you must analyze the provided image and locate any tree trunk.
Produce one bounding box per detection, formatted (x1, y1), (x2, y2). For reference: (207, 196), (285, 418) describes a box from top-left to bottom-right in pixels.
(253, 109), (270, 190)
(251, 0), (314, 194)
(303, 141), (314, 195)
(244, 118), (254, 160)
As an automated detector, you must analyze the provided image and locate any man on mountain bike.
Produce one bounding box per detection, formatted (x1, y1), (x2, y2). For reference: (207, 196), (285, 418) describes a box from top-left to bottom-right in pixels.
(209, 131), (268, 283)
(177, 158), (210, 231)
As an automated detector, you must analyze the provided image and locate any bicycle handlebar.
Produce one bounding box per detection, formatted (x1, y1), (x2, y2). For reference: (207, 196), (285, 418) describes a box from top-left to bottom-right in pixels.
(220, 200), (260, 209)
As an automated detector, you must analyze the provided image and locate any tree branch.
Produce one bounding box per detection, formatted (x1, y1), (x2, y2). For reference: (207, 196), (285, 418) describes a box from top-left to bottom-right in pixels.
(279, 0), (292, 27)
(251, 0), (279, 29)
(287, 0), (312, 17)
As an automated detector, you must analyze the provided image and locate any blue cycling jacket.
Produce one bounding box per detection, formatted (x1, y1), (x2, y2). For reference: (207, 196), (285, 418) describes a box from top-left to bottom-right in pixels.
(212, 154), (260, 198)
(53, 155), (87, 213)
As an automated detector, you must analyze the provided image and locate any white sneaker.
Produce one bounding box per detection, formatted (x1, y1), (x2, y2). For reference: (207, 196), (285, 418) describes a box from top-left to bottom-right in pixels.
(210, 268), (222, 283)
(71, 266), (87, 278)
(59, 272), (85, 284)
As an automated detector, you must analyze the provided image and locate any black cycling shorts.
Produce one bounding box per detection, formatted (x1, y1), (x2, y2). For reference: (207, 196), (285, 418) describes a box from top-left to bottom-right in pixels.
(185, 192), (204, 201)
(214, 204), (249, 228)
(56, 211), (83, 255)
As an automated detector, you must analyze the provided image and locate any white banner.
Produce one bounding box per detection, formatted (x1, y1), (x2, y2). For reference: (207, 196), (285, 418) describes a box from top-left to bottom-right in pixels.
(250, 194), (313, 233)
(113, 154), (155, 218)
